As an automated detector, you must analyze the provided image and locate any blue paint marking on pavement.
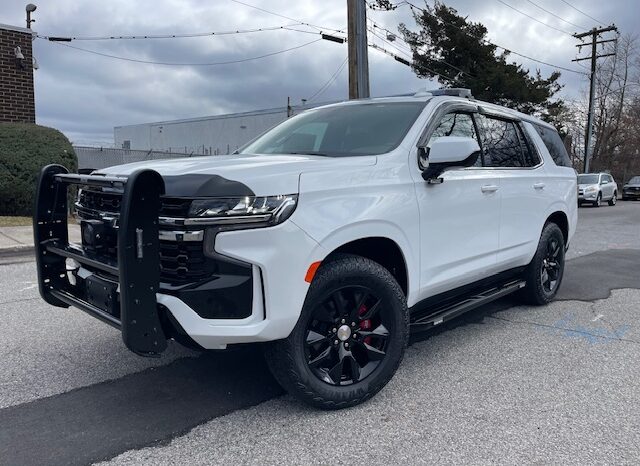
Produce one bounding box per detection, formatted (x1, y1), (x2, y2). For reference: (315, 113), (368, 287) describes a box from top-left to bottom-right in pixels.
(551, 315), (630, 344)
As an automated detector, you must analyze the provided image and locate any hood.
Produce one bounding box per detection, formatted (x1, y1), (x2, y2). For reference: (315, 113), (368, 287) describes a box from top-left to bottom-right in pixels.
(578, 183), (598, 190)
(96, 153), (376, 197)
(624, 182), (640, 188)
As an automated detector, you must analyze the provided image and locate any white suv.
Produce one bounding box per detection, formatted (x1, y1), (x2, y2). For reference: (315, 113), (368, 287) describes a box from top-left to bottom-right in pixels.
(34, 89), (577, 409)
(577, 172), (618, 207)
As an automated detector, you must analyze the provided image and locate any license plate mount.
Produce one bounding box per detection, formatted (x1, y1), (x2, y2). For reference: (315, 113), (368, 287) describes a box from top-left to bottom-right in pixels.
(85, 274), (120, 318)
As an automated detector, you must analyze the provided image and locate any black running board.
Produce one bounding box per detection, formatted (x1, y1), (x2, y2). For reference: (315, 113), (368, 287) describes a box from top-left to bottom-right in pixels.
(410, 279), (526, 331)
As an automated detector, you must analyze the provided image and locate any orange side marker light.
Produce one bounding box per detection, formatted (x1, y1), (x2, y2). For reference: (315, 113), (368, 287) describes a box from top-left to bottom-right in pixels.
(305, 261), (322, 283)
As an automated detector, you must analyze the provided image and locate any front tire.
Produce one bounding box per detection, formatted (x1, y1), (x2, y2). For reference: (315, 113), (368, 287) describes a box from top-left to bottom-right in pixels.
(266, 255), (409, 410)
(594, 193), (602, 207)
(518, 223), (565, 305)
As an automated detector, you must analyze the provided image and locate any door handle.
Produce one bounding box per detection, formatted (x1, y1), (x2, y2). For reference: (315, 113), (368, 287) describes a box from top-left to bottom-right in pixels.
(533, 182), (546, 190)
(481, 184), (499, 193)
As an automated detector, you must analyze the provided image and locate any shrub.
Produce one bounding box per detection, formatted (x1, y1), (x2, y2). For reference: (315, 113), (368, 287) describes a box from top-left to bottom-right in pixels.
(0, 123), (77, 216)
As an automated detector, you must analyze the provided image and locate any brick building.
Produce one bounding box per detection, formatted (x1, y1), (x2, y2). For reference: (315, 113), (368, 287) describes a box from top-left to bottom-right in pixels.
(0, 23), (36, 123)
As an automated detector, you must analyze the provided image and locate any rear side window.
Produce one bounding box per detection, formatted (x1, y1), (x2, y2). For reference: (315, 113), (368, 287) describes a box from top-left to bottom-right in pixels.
(476, 115), (525, 168)
(533, 124), (572, 167)
(517, 125), (542, 167)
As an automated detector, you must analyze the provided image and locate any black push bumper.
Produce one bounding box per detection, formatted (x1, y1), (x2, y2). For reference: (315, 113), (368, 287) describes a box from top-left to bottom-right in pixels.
(34, 164), (168, 356)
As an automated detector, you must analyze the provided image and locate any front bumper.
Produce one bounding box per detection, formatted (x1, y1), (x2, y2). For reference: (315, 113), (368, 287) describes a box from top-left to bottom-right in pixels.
(623, 188), (640, 199)
(578, 190), (598, 201)
(34, 165), (324, 354)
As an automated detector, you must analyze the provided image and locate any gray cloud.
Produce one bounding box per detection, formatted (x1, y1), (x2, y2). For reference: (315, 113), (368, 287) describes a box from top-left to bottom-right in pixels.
(2, 0), (636, 144)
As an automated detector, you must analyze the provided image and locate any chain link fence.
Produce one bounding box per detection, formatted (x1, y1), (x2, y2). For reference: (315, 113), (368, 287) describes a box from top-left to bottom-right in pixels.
(74, 146), (206, 172)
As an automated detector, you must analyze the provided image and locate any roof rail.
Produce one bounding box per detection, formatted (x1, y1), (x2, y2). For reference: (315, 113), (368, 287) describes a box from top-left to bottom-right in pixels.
(418, 88), (473, 99)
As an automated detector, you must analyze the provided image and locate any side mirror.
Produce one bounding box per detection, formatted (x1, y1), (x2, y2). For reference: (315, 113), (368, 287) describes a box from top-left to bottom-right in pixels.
(421, 136), (481, 181)
(601, 179), (608, 185)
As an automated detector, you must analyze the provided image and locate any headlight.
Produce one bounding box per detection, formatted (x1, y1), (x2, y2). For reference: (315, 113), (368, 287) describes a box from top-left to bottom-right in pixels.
(186, 195), (298, 226)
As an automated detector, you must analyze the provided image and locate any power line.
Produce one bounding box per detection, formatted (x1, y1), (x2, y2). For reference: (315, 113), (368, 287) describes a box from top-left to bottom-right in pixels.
(493, 0), (575, 36)
(368, 41), (457, 82)
(228, 0), (346, 34)
(308, 57), (348, 101)
(368, 27), (411, 57)
(41, 37), (323, 66)
(368, 19), (476, 78)
(38, 24), (320, 41)
(557, 0), (606, 26)
(522, 0), (588, 31)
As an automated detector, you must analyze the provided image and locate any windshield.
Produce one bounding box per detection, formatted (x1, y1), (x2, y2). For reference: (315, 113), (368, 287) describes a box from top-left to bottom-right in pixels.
(239, 102), (426, 157)
(578, 174), (600, 184)
(629, 176), (640, 184)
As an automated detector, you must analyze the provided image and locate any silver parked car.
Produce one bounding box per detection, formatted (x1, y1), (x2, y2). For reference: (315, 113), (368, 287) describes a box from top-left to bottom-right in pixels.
(622, 176), (640, 201)
(577, 173), (618, 207)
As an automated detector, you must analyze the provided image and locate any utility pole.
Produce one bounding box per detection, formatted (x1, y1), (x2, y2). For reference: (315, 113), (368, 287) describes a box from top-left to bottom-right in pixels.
(347, 0), (370, 99)
(572, 25), (618, 173)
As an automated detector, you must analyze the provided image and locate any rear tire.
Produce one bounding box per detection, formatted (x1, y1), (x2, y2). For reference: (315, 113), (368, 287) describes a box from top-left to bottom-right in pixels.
(266, 254), (409, 410)
(608, 192), (617, 206)
(518, 223), (565, 305)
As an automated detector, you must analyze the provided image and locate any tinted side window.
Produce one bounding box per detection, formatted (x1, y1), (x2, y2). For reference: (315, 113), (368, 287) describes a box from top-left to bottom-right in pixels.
(477, 115), (524, 168)
(518, 125), (542, 167)
(533, 124), (572, 167)
(427, 112), (481, 167)
(429, 112), (478, 140)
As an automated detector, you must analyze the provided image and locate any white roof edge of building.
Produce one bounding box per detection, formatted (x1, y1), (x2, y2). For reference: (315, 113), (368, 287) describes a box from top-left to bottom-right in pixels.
(0, 23), (36, 35)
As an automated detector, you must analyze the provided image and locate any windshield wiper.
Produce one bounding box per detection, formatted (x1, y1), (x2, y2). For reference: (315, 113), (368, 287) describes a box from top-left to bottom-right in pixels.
(288, 151), (331, 157)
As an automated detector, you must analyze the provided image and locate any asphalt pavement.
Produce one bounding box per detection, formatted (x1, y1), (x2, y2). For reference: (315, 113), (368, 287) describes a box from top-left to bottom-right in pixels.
(1, 202), (639, 465)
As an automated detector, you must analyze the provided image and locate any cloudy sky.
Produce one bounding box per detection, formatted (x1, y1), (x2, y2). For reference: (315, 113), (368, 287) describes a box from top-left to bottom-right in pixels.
(2, 0), (637, 145)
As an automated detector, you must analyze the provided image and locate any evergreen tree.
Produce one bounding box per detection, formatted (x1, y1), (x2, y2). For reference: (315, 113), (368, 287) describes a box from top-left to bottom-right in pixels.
(386, 1), (565, 124)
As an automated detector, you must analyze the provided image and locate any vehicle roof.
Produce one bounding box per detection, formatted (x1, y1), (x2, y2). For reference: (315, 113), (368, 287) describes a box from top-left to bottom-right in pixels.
(315, 91), (557, 131)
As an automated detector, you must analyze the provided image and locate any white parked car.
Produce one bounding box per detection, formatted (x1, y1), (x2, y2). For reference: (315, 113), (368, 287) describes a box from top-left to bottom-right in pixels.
(34, 89), (577, 409)
(578, 172), (618, 207)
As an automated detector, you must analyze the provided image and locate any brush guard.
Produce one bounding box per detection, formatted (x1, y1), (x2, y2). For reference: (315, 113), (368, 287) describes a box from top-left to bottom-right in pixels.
(33, 164), (168, 356)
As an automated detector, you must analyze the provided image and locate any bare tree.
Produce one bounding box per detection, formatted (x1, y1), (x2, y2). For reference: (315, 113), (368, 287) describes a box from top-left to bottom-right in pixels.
(588, 34), (640, 181)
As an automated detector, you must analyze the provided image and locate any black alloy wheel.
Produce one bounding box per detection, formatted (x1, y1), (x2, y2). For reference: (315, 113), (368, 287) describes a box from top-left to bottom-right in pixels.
(518, 222), (565, 305)
(305, 286), (390, 386)
(266, 254), (408, 409)
(540, 236), (562, 294)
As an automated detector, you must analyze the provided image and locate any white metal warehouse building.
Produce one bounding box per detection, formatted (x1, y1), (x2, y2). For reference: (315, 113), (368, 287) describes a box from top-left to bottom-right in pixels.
(114, 102), (331, 156)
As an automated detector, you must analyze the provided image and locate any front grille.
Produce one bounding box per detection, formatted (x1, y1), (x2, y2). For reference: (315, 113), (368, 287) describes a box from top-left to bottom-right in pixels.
(77, 189), (191, 218)
(78, 189), (122, 215)
(159, 240), (213, 281)
(76, 189), (211, 284)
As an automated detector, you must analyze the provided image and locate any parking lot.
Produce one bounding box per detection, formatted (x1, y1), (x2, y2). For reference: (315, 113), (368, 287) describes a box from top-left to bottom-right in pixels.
(1, 202), (639, 466)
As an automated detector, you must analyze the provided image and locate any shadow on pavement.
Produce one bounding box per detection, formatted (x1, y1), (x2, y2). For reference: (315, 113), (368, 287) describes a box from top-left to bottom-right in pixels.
(0, 347), (283, 466)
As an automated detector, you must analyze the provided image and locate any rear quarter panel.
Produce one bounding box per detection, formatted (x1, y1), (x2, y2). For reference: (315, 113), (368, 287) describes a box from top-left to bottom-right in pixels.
(524, 122), (578, 247)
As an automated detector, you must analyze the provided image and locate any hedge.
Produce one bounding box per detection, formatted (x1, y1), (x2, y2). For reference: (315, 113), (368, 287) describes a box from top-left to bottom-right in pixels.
(0, 123), (77, 216)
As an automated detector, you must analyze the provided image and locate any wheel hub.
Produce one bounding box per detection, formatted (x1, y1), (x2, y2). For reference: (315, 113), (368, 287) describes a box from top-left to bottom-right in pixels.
(336, 324), (351, 341)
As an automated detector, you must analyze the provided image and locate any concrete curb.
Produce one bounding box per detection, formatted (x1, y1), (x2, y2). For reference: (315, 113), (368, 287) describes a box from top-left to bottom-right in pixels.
(0, 245), (35, 258)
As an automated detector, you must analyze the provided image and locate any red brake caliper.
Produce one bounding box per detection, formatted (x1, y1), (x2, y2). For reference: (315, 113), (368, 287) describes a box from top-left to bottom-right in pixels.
(359, 304), (372, 345)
